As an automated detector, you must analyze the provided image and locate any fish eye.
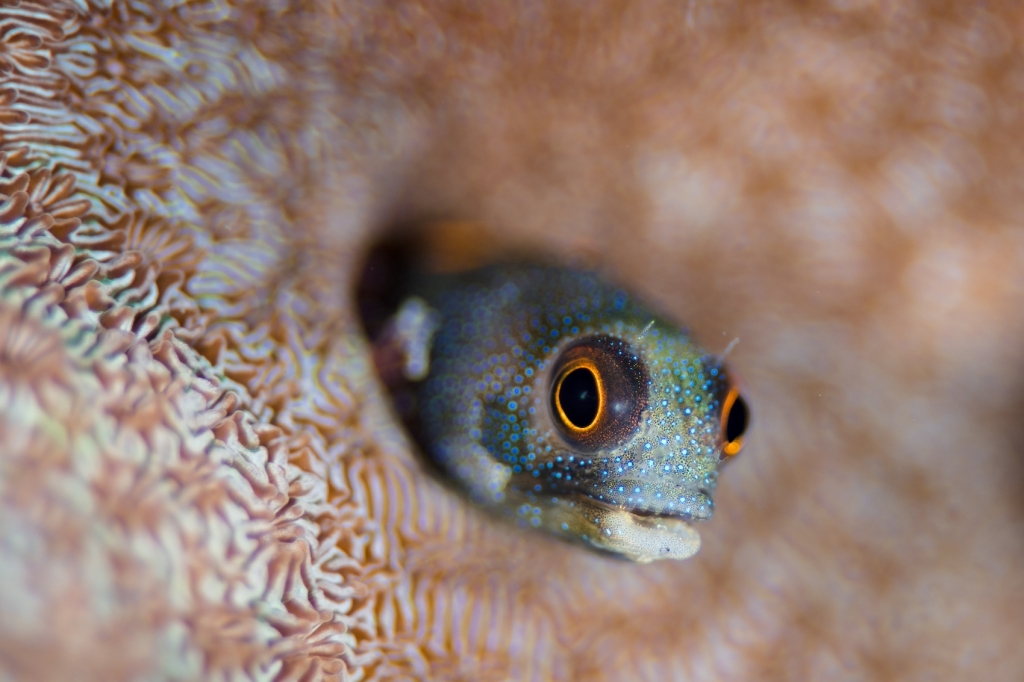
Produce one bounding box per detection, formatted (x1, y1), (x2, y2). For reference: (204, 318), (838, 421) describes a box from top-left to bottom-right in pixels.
(548, 335), (647, 451)
(721, 385), (749, 457)
(553, 360), (603, 431)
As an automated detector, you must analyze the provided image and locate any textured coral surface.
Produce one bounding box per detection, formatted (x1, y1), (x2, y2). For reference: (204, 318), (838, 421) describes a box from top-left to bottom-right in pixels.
(1, 0), (1023, 680)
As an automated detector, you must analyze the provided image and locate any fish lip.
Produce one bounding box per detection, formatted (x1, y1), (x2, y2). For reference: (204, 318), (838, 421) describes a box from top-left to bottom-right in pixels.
(622, 486), (715, 522)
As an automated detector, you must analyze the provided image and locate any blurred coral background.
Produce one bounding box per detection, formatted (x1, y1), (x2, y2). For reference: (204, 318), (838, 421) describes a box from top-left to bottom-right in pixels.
(1, 0), (1023, 680)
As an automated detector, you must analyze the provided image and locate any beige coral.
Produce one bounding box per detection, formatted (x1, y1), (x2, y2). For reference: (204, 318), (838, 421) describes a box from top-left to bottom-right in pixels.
(2, 0), (1024, 681)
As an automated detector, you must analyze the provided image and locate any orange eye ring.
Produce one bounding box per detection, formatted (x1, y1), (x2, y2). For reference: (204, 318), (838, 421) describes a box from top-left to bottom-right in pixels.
(547, 334), (647, 451)
(721, 385), (748, 457)
(552, 358), (605, 433)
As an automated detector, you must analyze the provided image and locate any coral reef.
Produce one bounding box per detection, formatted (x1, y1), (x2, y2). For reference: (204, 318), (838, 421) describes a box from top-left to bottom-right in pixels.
(1, 0), (1024, 680)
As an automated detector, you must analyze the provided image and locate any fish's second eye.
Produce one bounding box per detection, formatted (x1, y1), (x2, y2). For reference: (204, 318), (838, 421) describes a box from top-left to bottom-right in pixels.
(721, 385), (749, 457)
(554, 363), (602, 430)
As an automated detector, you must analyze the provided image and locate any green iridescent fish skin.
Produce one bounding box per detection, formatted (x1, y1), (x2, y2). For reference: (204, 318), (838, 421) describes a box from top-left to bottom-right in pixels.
(409, 265), (732, 562)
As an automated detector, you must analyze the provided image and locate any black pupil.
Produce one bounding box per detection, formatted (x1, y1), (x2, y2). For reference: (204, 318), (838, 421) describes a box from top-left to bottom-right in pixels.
(558, 368), (600, 428)
(725, 394), (749, 442)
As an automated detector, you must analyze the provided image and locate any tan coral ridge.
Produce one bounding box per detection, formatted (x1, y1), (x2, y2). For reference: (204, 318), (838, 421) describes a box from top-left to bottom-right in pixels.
(0, 110), (350, 682)
(0, 2), (352, 679)
(0, 1), (490, 679)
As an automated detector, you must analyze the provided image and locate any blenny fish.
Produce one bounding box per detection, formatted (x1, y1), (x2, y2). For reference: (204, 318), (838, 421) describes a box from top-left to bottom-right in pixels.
(380, 264), (748, 562)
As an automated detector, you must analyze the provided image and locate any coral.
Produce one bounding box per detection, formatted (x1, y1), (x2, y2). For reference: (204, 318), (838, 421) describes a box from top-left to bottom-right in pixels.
(0, 2), (353, 678)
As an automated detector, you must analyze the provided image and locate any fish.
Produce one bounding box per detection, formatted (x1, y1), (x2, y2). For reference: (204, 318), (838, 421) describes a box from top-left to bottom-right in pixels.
(383, 264), (748, 562)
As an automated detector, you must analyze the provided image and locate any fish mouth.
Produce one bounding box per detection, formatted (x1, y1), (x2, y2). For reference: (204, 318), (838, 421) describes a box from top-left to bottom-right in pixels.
(652, 487), (716, 521)
(564, 493), (703, 563)
(586, 491), (714, 524)
(623, 506), (704, 524)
